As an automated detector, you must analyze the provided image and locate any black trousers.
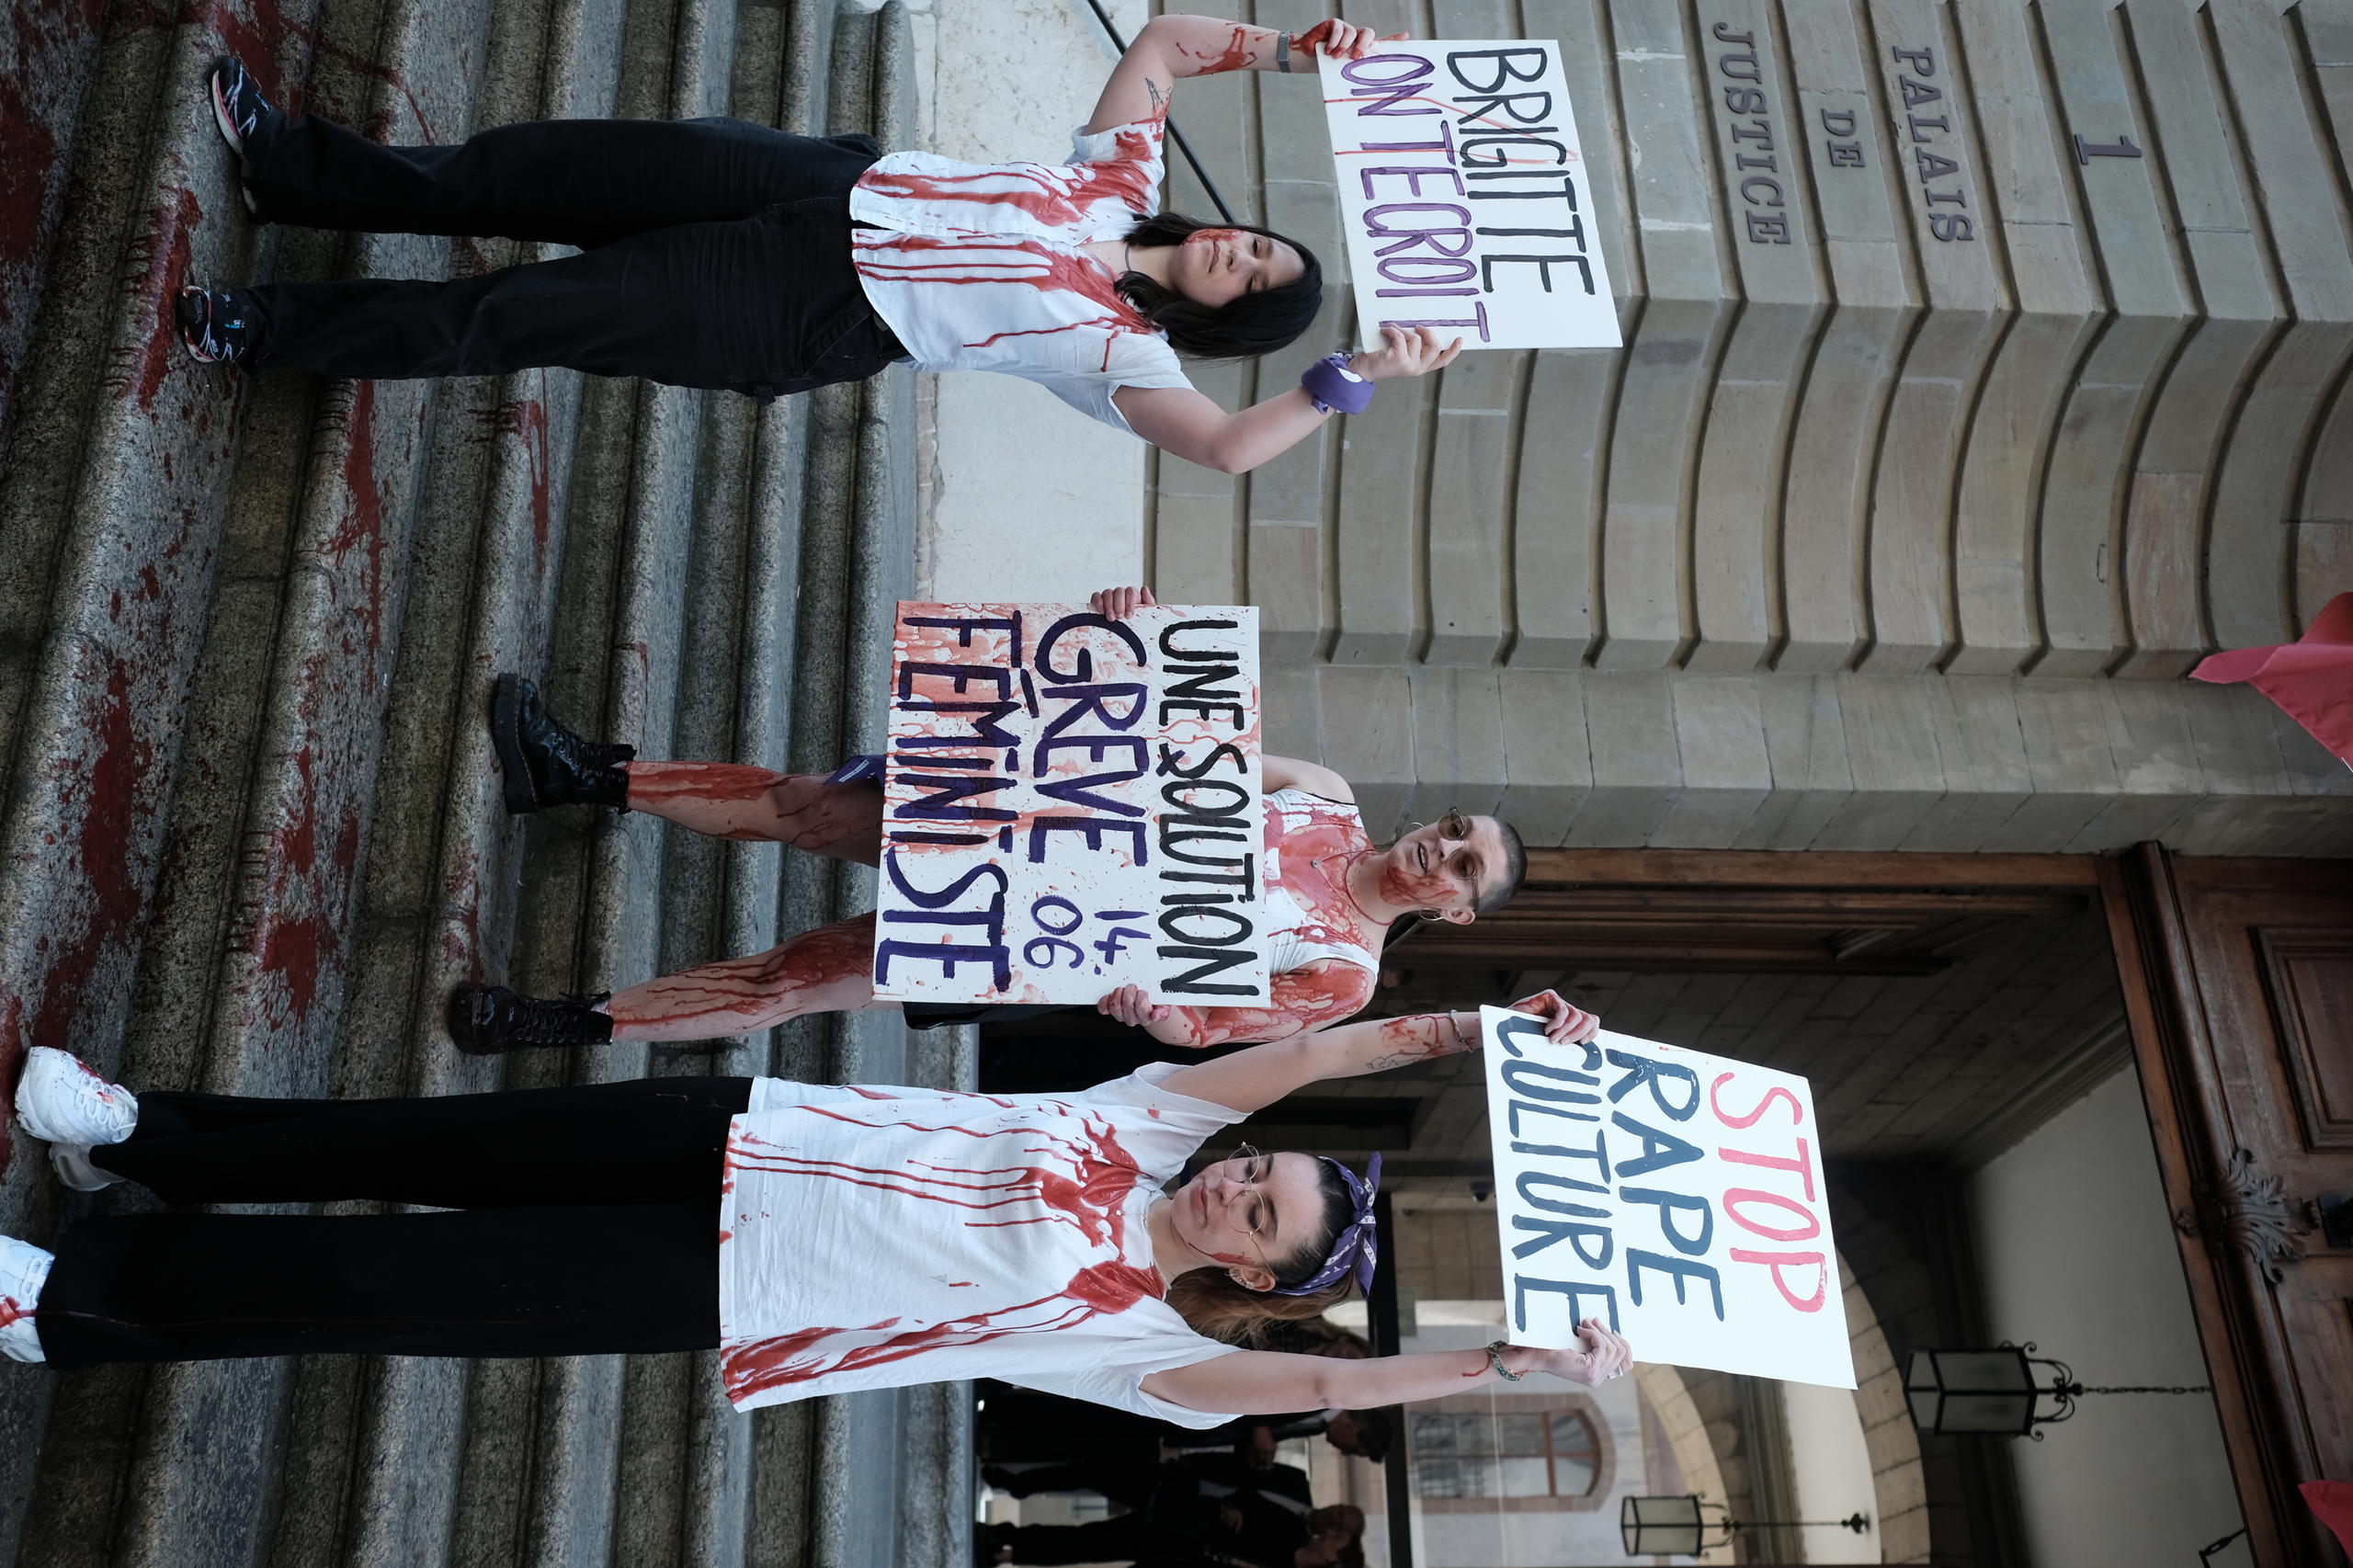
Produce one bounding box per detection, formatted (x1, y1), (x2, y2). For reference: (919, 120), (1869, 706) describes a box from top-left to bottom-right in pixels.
(37, 1076), (751, 1369)
(991, 1460), (1163, 1510)
(995, 1517), (1151, 1568)
(235, 113), (902, 396)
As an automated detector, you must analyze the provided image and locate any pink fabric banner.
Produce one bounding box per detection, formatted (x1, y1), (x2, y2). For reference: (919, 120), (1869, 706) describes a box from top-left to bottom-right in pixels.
(2191, 593), (2353, 767)
(2299, 1479), (2353, 1556)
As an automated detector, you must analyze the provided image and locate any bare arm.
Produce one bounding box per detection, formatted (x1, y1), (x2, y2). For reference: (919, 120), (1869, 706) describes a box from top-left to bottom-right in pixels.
(1101, 962), (1375, 1051)
(1113, 325), (1462, 473)
(1085, 17), (1384, 136)
(1085, 20), (1458, 472)
(1259, 754), (1352, 802)
(1152, 990), (1599, 1114)
(1142, 1321), (1632, 1413)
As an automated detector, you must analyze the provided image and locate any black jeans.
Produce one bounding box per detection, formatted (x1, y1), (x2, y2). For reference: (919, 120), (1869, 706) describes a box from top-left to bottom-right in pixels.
(37, 1076), (751, 1369)
(992, 1517), (1151, 1567)
(235, 114), (902, 397)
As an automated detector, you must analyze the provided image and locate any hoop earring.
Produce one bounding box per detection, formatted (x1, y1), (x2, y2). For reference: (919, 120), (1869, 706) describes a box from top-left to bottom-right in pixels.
(1416, 909), (1444, 923)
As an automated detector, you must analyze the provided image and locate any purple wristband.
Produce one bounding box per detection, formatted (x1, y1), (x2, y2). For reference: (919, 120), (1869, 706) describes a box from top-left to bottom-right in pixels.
(1301, 353), (1374, 415)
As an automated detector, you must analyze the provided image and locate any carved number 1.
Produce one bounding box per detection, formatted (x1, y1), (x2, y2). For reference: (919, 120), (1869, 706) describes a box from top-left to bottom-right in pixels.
(2075, 132), (2143, 163)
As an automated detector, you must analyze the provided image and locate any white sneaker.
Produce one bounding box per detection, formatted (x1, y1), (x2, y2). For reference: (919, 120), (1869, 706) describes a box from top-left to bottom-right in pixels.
(50, 1143), (119, 1193)
(0, 1235), (51, 1363)
(15, 1047), (138, 1148)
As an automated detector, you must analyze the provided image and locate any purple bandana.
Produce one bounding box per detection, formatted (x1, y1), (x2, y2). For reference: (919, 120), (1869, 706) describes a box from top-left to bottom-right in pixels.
(1273, 1153), (1382, 1296)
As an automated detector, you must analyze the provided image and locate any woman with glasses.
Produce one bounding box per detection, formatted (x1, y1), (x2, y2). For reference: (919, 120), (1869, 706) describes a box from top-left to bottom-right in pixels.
(0, 998), (1631, 1425)
(448, 584), (1529, 1054)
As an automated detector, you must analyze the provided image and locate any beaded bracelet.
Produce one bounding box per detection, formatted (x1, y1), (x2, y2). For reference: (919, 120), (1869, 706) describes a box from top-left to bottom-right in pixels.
(1483, 1340), (1527, 1382)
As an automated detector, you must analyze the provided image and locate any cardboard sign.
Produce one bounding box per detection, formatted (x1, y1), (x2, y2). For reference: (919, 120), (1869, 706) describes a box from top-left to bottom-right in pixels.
(1320, 40), (1621, 351)
(1482, 1007), (1855, 1386)
(870, 602), (1268, 1006)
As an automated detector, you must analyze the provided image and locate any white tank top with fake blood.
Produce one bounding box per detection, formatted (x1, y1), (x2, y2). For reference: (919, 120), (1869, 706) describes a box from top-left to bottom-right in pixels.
(847, 117), (1195, 433)
(1261, 789), (1382, 983)
(717, 1062), (1245, 1421)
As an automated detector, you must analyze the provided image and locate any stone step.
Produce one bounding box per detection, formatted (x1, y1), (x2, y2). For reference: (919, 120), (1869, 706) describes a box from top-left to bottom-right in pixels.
(0, 0), (966, 1562)
(0, 4), (346, 1562)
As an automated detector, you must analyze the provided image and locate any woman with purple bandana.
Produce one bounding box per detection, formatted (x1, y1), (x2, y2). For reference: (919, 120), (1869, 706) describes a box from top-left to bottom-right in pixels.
(0, 991), (1630, 1424)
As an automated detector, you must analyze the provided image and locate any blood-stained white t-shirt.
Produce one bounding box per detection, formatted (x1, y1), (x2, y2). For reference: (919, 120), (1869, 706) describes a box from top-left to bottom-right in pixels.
(847, 116), (1196, 431)
(1262, 788), (1381, 981)
(717, 1061), (1246, 1423)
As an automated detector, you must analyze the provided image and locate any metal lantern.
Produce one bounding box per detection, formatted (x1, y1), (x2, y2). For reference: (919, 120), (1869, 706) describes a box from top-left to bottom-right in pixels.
(1904, 1342), (2212, 1439)
(1904, 1344), (2042, 1436)
(1620, 1495), (1709, 1557)
(1620, 1495), (1870, 1559)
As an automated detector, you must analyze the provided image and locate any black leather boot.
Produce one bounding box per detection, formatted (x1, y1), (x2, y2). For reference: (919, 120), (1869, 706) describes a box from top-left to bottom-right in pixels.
(491, 673), (634, 814)
(447, 984), (616, 1054)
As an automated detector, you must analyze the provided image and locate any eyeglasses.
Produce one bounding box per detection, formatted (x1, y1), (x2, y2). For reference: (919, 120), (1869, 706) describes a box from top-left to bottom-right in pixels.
(1433, 808), (1484, 892)
(1225, 1142), (1278, 1267)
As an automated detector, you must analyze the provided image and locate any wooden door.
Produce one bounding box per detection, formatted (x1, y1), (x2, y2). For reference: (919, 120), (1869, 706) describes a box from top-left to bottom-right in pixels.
(2105, 846), (2353, 1568)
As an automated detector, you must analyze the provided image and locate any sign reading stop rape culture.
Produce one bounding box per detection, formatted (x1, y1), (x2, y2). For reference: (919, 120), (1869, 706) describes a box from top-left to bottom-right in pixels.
(870, 602), (1270, 1007)
(1319, 41), (1620, 351)
(1481, 1007), (1855, 1387)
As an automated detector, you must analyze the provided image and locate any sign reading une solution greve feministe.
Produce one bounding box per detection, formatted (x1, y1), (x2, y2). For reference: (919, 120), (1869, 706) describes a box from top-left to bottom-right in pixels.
(1482, 1007), (1856, 1387)
(869, 602), (1269, 1007)
(1320, 40), (1620, 351)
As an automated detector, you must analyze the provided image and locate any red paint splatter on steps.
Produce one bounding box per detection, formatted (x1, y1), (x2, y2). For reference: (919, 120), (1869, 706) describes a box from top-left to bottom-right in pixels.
(130, 187), (203, 415)
(245, 746), (361, 1028)
(471, 390), (551, 552)
(9, 659), (153, 1173)
(0, 74), (61, 268)
(322, 379), (388, 652)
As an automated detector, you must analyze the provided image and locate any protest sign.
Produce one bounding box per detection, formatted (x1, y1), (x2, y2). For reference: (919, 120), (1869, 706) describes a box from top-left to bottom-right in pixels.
(1481, 1006), (1855, 1386)
(870, 602), (1268, 1006)
(1320, 40), (1620, 351)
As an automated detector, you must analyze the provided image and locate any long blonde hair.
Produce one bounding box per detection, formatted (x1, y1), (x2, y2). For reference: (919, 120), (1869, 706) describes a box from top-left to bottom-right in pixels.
(1167, 1270), (1358, 1346)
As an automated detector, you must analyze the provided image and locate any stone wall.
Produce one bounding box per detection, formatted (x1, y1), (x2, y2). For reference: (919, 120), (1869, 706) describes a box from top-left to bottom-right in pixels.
(1143, 0), (2353, 854)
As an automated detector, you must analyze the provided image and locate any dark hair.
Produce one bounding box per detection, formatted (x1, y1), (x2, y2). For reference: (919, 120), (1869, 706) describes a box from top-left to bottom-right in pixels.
(1118, 212), (1324, 361)
(1341, 1406), (1395, 1462)
(1166, 1156), (1358, 1344)
(1478, 817), (1529, 915)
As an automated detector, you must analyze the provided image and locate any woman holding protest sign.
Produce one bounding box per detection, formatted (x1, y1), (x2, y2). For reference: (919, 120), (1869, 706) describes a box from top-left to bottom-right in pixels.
(0, 999), (1629, 1428)
(447, 584), (1529, 1054)
(176, 17), (1459, 471)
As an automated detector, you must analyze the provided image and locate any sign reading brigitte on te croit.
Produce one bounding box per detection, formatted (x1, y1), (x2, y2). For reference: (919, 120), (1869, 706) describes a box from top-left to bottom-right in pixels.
(1319, 40), (1620, 351)
(870, 602), (1269, 1006)
(1482, 1007), (1856, 1387)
